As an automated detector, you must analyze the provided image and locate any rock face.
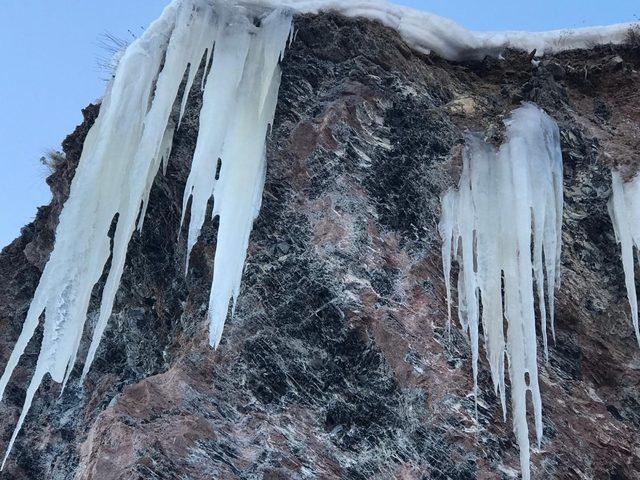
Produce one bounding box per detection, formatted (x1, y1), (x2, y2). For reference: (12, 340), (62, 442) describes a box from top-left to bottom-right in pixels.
(0, 13), (639, 480)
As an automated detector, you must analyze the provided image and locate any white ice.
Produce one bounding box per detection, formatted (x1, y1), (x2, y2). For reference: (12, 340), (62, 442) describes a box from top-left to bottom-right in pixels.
(439, 103), (564, 480)
(0, 0), (292, 467)
(608, 171), (640, 345)
(180, 3), (293, 348)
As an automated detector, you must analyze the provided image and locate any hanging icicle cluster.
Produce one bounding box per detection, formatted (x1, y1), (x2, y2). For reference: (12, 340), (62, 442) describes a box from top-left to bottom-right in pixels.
(439, 103), (564, 480)
(608, 171), (640, 346)
(0, 0), (293, 466)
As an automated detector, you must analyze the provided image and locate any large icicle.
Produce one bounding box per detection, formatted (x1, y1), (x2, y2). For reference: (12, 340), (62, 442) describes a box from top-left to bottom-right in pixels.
(439, 103), (564, 480)
(180, 6), (293, 348)
(0, 0), (292, 467)
(608, 171), (640, 345)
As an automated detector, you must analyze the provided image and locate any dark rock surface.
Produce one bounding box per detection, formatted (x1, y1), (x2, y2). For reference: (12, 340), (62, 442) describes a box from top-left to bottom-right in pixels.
(0, 13), (639, 480)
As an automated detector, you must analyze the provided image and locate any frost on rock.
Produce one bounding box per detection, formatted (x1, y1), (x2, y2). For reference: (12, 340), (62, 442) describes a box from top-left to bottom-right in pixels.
(439, 103), (564, 480)
(0, 0), (292, 466)
(608, 171), (640, 346)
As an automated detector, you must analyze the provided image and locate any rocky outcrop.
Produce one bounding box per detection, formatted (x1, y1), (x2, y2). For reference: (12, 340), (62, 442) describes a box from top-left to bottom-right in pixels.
(0, 13), (639, 480)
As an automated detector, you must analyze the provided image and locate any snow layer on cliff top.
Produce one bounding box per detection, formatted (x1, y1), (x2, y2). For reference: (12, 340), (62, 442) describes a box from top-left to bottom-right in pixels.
(244, 0), (635, 60)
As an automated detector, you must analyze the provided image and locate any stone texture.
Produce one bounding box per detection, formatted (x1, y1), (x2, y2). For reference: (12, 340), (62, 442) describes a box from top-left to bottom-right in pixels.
(0, 13), (639, 480)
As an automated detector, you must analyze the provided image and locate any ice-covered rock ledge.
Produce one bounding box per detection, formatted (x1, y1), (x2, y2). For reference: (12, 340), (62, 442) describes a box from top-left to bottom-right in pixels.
(246, 0), (636, 60)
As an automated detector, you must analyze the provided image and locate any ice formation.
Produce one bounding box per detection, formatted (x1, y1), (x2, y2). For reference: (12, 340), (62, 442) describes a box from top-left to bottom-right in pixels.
(608, 171), (640, 345)
(0, 0), (292, 467)
(439, 103), (564, 480)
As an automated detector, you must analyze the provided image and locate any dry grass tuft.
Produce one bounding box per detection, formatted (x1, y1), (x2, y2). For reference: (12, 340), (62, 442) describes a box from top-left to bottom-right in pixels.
(625, 25), (640, 48)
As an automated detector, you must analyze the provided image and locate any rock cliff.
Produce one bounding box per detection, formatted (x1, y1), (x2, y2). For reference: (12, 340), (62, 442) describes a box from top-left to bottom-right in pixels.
(0, 13), (639, 480)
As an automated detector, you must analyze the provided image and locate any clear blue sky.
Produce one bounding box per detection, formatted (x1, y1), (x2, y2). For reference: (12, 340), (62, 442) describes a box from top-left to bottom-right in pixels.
(0, 1), (637, 248)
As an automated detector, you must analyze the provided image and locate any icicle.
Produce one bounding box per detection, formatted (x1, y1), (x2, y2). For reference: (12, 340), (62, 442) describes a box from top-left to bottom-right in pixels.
(608, 170), (640, 345)
(180, 7), (293, 348)
(439, 103), (564, 480)
(439, 190), (457, 333)
(0, 2), (181, 464)
(0, 0), (293, 466)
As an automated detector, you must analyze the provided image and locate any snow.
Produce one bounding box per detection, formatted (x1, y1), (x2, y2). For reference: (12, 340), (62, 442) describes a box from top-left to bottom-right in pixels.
(0, 0), (292, 467)
(245, 0), (635, 61)
(608, 171), (640, 345)
(439, 103), (564, 480)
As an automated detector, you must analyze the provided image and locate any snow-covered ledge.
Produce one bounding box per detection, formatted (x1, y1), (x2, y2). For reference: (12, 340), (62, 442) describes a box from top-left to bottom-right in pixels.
(248, 0), (636, 60)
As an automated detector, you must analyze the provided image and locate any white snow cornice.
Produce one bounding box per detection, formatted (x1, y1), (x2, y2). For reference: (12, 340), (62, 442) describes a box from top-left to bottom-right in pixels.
(245, 0), (636, 60)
